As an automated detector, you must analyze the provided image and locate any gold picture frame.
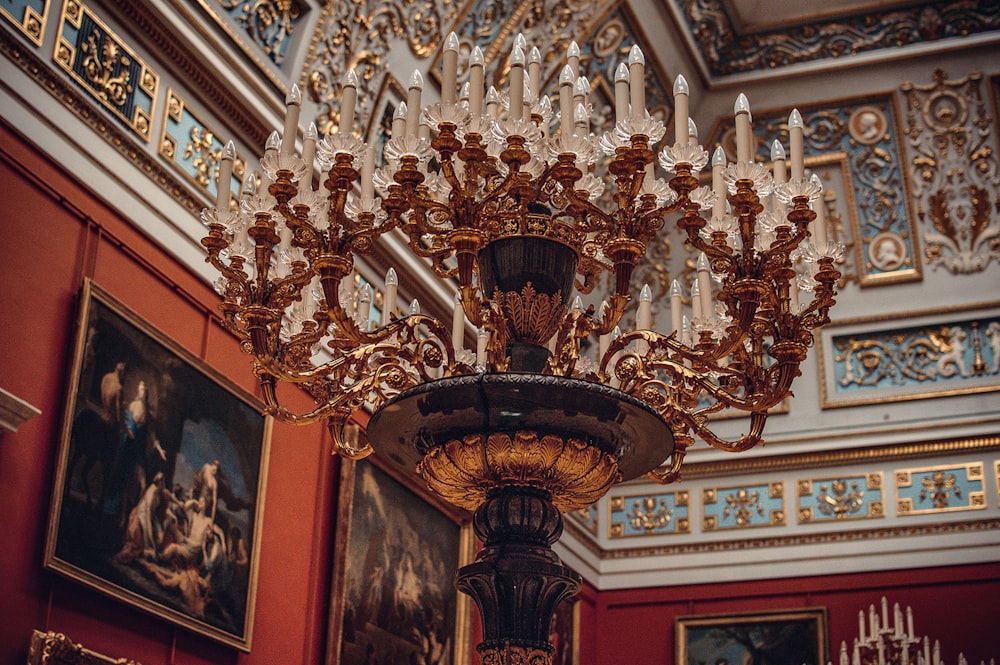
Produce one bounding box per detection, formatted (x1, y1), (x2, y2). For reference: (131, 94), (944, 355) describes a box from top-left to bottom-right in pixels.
(326, 454), (474, 665)
(676, 607), (829, 665)
(27, 629), (142, 665)
(44, 280), (272, 651)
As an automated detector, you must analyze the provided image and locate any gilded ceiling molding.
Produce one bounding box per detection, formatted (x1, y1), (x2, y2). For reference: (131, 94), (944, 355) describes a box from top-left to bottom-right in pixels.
(677, 433), (1000, 480)
(299, 0), (459, 136)
(901, 69), (1000, 274)
(0, 28), (205, 217)
(215, 0), (303, 66)
(98, 0), (273, 146)
(0, 0), (48, 45)
(591, 517), (1000, 561)
(675, 0), (1000, 79)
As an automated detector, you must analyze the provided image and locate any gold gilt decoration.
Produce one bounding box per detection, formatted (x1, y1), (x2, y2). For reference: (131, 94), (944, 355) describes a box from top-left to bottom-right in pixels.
(901, 69), (1000, 274)
(479, 644), (552, 665)
(28, 629), (143, 665)
(798, 473), (883, 524)
(896, 463), (986, 516)
(53, 0), (158, 141)
(0, 0), (49, 45)
(496, 285), (565, 347)
(609, 491), (690, 537)
(219, 0), (302, 65)
(417, 431), (622, 512)
(704, 483), (785, 531)
(299, 0), (459, 136)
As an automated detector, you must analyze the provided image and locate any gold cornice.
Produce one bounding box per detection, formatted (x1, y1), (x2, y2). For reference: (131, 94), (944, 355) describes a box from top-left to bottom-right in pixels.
(599, 517), (1000, 560)
(0, 29), (205, 218)
(93, 0), (272, 147)
(827, 300), (1000, 329)
(678, 434), (1000, 480)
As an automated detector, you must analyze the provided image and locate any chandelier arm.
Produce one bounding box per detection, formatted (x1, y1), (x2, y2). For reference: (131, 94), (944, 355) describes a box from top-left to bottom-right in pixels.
(592, 294), (630, 336)
(692, 410), (767, 453)
(646, 429), (694, 485)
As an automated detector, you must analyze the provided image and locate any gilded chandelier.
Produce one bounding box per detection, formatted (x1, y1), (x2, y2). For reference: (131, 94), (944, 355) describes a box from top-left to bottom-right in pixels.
(203, 31), (840, 663)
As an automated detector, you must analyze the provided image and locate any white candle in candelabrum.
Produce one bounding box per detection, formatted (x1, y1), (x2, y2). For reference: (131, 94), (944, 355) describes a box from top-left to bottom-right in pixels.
(670, 279), (682, 336)
(215, 140), (236, 210)
(558, 65), (574, 136)
(340, 70), (359, 134)
(859, 610), (866, 642)
(690, 279), (702, 322)
(281, 84), (302, 154)
(637, 284), (652, 330)
(405, 70), (423, 138)
(392, 102), (407, 137)
(771, 140), (787, 218)
(697, 253), (713, 318)
(574, 76), (591, 133)
(509, 44), (525, 122)
(614, 63), (629, 126)
(734, 93), (752, 163)
(442, 32), (459, 104)
(469, 46), (485, 115)
(262, 131), (280, 190)
(476, 327), (489, 366)
(302, 123), (317, 189)
(628, 45), (645, 122)
(712, 146), (727, 219)
(894, 603), (903, 637)
(907, 606), (914, 640)
(567, 40), (580, 78)
(361, 146), (375, 202)
(452, 293), (465, 354)
(409, 298), (420, 315)
(384, 267), (398, 320)
(810, 173), (828, 252)
(870, 605), (878, 637)
(358, 283), (372, 331)
(789, 108), (804, 180)
(882, 597), (889, 632)
(528, 46), (542, 99)
(688, 117), (698, 146)
(673, 75), (689, 146)
(486, 86), (501, 119)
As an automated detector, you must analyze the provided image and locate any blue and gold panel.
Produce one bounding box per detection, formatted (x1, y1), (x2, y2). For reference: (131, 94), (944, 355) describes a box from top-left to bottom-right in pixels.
(609, 491), (689, 538)
(703, 483), (784, 531)
(797, 473), (883, 524)
(819, 309), (1000, 408)
(53, 0), (157, 141)
(218, 0), (303, 66)
(568, 504), (598, 537)
(1, 0), (49, 45)
(896, 463), (986, 516)
(159, 89), (246, 203)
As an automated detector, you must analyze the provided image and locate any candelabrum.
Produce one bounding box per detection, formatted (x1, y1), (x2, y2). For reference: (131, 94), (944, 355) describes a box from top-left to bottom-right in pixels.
(833, 597), (994, 665)
(202, 31), (841, 664)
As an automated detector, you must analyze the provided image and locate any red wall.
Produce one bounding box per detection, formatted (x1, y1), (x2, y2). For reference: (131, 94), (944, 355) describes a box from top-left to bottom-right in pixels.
(0, 120), (337, 664)
(580, 564), (1000, 665)
(2, 120), (998, 664)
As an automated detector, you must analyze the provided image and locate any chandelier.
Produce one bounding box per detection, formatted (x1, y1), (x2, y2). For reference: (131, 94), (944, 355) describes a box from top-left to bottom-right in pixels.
(202, 31), (840, 664)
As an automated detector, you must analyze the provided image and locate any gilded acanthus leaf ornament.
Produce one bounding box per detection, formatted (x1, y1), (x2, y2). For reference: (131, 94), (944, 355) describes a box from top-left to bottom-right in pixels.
(902, 69), (1000, 274)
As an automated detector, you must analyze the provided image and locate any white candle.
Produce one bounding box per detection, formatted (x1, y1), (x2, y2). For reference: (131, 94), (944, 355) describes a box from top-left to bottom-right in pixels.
(789, 108), (804, 180)
(870, 605), (878, 637)
(485, 86), (500, 119)
(614, 63), (630, 125)
(509, 44), (525, 122)
(384, 267), (398, 320)
(409, 298), (420, 315)
(734, 93), (751, 163)
(567, 40), (580, 78)
(262, 130), (280, 190)
(469, 46), (485, 115)
(637, 284), (652, 330)
(392, 102), (407, 136)
(628, 45), (645, 122)
(697, 253), (713, 317)
(882, 596), (889, 632)
(358, 283), (372, 331)
(442, 32), (459, 104)
(301, 123), (317, 190)
(528, 46), (542, 99)
(476, 327), (489, 366)
(361, 146), (375, 201)
(858, 610), (866, 642)
(670, 279), (682, 336)
(281, 84), (302, 154)
(558, 65), (574, 136)
(452, 292), (465, 354)
(673, 75), (689, 146)
(340, 70), (359, 134)
(690, 279), (702, 321)
(771, 139), (786, 218)
(712, 146), (726, 219)
(907, 606), (914, 640)
(688, 118), (698, 146)
(215, 140), (236, 210)
(405, 70), (423, 138)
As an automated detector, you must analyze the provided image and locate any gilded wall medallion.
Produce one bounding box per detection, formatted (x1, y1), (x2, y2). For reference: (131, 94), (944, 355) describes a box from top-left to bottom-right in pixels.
(53, 0), (158, 142)
(896, 462), (986, 515)
(1, 0), (48, 45)
(901, 69), (1000, 275)
(609, 491), (690, 538)
(798, 473), (883, 524)
(703, 483), (784, 531)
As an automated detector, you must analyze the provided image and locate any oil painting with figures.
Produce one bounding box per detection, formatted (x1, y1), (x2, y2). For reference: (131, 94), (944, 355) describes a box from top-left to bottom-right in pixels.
(328, 459), (472, 665)
(676, 608), (828, 665)
(45, 280), (270, 650)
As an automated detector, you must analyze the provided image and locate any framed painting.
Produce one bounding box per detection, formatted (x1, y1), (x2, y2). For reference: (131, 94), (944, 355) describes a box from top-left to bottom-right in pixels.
(676, 607), (828, 665)
(327, 455), (474, 665)
(44, 280), (271, 651)
(550, 596), (580, 665)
